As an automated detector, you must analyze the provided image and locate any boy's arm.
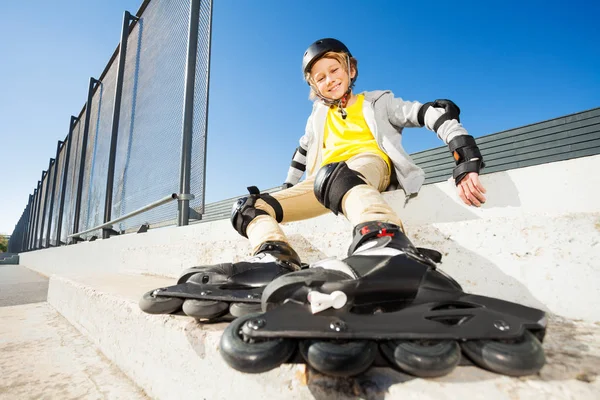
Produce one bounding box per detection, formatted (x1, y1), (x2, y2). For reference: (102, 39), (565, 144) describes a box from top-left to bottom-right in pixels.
(283, 118), (312, 188)
(385, 94), (467, 143)
(283, 142), (308, 188)
(386, 94), (485, 186)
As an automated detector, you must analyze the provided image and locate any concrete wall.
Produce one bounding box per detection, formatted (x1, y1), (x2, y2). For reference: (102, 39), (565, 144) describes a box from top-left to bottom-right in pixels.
(21, 155), (600, 322)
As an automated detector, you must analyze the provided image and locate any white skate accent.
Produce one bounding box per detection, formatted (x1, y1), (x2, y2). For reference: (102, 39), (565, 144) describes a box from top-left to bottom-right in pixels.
(309, 257), (357, 278)
(353, 236), (391, 253)
(307, 290), (348, 314)
(353, 237), (406, 257)
(245, 253), (277, 263)
(353, 246), (405, 257)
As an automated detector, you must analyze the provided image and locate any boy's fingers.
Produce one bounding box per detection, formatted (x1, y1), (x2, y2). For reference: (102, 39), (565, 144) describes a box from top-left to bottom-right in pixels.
(466, 179), (486, 203)
(457, 184), (469, 206)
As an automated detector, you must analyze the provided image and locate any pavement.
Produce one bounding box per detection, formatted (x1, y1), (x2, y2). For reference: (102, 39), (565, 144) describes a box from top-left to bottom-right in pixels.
(0, 265), (148, 399)
(0, 264), (49, 307)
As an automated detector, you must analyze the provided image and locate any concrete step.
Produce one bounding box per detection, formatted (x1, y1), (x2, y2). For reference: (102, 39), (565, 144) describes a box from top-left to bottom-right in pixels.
(0, 301), (148, 400)
(0, 253), (17, 261)
(45, 272), (600, 400)
(0, 254), (19, 265)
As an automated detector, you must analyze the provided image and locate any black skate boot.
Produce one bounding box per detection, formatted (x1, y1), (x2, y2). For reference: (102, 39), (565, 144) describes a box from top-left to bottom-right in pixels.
(218, 221), (546, 379)
(139, 241), (302, 320)
(346, 221), (443, 267)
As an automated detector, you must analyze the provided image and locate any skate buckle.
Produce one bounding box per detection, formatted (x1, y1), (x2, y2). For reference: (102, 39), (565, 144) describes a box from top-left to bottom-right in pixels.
(376, 228), (394, 238)
(307, 290), (347, 314)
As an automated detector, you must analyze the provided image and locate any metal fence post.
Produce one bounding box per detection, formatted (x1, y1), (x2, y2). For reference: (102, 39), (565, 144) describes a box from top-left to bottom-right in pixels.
(72, 78), (99, 242)
(21, 197), (30, 251)
(56, 116), (77, 246)
(45, 141), (64, 247)
(178, 0), (201, 227)
(29, 182), (39, 249)
(25, 192), (32, 250)
(38, 158), (55, 248)
(24, 197), (32, 251)
(199, 0), (213, 217)
(103, 10), (139, 240)
(26, 189), (38, 251)
(21, 196), (32, 252)
(32, 177), (44, 249)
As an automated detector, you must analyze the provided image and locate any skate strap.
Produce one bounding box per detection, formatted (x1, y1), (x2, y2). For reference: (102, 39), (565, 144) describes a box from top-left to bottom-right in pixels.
(247, 186), (283, 222)
(259, 193), (284, 223)
(416, 247), (442, 263)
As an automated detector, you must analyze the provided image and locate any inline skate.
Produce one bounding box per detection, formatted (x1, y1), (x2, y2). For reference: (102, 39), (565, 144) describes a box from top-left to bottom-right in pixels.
(139, 240), (303, 320)
(218, 221), (547, 377)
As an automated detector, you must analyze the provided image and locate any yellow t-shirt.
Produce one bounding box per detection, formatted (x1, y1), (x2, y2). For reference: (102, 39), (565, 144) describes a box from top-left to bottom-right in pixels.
(321, 94), (392, 171)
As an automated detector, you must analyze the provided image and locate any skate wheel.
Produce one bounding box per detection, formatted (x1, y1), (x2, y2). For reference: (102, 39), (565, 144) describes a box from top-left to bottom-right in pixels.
(460, 330), (545, 376)
(219, 313), (296, 373)
(229, 302), (262, 318)
(139, 290), (184, 315)
(182, 299), (229, 319)
(380, 339), (460, 378)
(299, 339), (377, 377)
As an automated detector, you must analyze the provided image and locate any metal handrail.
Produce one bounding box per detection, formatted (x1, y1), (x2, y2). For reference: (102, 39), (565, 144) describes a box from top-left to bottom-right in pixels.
(67, 193), (180, 238)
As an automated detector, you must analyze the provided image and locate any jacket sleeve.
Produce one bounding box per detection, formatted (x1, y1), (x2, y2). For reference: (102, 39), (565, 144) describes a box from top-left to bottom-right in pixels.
(283, 117), (312, 187)
(384, 91), (469, 144)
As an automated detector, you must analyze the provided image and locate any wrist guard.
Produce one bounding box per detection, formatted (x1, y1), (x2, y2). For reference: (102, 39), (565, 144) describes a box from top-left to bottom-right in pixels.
(448, 135), (485, 185)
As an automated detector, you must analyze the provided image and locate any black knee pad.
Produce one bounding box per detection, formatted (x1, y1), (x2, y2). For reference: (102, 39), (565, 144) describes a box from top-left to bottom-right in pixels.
(231, 186), (283, 238)
(314, 162), (366, 215)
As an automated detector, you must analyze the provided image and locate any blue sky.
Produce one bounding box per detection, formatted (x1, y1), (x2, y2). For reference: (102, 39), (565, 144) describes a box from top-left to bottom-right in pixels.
(1, 0), (599, 235)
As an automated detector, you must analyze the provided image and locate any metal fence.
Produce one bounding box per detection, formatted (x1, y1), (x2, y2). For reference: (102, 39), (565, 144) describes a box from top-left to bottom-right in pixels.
(8, 0), (213, 253)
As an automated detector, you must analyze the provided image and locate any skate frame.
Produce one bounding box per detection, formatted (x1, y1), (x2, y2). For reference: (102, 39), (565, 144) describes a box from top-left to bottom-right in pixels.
(240, 296), (547, 341)
(156, 282), (262, 303)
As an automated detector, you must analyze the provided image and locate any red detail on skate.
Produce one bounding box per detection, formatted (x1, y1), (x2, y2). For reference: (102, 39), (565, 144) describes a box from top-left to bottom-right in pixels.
(376, 228), (395, 238)
(360, 226), (371, 235)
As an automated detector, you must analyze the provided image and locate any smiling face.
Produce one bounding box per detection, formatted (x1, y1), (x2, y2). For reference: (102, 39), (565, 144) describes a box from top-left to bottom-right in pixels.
(309, 55), (356, 100)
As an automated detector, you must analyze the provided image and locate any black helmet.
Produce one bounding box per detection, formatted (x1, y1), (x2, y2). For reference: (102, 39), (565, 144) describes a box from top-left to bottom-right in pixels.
(302, 38), (352, 75)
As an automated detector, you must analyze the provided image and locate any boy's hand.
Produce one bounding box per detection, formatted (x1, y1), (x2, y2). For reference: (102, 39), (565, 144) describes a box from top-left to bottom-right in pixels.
(457, 172), (486, 207)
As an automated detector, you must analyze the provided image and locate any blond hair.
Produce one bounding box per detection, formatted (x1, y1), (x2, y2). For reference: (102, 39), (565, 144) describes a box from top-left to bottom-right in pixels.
(305, 51), (358, 100)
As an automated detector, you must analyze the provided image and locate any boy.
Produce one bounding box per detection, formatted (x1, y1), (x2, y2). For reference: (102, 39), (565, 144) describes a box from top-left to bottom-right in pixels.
(231, 38), (486, 263)
(185, 38), (487, 318)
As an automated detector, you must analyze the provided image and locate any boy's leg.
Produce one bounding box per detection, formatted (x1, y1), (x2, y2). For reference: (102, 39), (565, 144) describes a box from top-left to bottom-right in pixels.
(246, 176), (329, 253)
(341, 153), (405, 231)
(239, 153), (401, 254)
(311, 153), (428, 265)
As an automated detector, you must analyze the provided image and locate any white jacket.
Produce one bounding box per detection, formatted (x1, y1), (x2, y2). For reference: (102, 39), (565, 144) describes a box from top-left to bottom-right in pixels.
(284, 90), (470, 195)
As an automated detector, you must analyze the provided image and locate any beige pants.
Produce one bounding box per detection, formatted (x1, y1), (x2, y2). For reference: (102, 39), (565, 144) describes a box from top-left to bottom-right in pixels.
(246, 153), (405, 253)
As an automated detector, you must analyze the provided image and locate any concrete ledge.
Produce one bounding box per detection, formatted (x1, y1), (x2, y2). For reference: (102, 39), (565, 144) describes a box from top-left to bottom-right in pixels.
(23, 210), (600, 322)
(20, 156), (600, 322)
(46, 273), (600, 400)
